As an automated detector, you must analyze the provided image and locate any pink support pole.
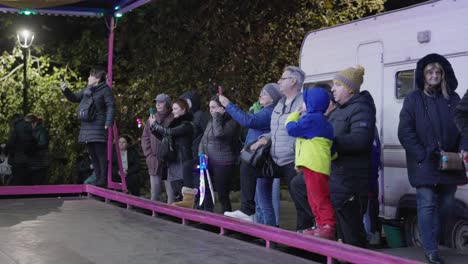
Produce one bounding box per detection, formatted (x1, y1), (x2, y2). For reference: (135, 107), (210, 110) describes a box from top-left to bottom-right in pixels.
(106, 16), (127, 192)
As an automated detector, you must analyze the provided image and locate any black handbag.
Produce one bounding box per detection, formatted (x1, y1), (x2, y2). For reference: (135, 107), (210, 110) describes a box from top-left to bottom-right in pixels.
(240, 139), (272, 169)
(157, 135), (176, 162)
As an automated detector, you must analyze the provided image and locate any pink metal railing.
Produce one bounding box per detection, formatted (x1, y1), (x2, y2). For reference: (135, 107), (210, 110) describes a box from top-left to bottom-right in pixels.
(0, 185), (423, 264)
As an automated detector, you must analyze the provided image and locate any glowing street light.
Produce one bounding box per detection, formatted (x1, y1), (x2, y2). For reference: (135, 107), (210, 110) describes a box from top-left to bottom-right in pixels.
(16, 29), (35, 115)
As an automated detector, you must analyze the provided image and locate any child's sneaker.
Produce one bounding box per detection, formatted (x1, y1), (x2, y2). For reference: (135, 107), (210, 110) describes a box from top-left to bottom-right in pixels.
(304, 225), (336, 240)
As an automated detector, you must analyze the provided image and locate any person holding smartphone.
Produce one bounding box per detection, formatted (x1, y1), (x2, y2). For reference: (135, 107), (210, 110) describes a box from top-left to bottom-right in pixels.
(60, 67), (115, 187)
(141, 93), (175, 203)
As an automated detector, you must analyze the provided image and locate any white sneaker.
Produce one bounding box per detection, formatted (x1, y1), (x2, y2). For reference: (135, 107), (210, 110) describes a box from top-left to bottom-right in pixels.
(224, 210), (254, 222)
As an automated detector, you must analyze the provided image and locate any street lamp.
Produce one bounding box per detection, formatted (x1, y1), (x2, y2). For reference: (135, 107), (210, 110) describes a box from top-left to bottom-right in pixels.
(16, 29), (35, 115)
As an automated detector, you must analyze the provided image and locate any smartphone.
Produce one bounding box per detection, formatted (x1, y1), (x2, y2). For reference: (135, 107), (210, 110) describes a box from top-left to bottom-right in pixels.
(218, 85), (223, 96)
(149, 107), (155, 116)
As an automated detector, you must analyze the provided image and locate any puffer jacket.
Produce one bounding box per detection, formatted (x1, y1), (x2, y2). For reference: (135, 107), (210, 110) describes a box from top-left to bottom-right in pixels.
(62, 82), (115, 143)
(328, 90), (376, 195)
(266, 93), (303, 166)
(199, 112), (240, 165)
(399, 53), (466, 187)
(286, 88), (334, 175)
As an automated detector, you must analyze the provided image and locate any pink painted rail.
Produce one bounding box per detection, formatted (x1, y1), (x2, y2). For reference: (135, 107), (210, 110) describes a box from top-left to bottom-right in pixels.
(0, 185), (423, 264)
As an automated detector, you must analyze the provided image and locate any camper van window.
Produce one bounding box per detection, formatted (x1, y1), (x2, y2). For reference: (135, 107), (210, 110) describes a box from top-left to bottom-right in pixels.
(396, 70), (416, 99)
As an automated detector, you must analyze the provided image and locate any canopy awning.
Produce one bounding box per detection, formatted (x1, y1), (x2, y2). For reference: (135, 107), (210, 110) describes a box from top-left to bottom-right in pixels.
(0, 0), (151, 17)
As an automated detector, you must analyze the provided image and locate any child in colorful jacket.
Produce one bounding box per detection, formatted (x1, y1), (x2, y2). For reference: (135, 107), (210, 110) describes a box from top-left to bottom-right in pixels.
(285, 86), (336, 240)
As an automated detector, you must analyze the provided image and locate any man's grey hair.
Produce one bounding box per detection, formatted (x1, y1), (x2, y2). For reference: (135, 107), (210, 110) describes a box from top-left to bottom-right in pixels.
(284, 66), (305, 90)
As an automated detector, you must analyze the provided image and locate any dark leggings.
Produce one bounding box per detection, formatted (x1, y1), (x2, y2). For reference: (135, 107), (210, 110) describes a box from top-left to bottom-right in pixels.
(198, 163), (234, 213)
(87, 142), (108, 184)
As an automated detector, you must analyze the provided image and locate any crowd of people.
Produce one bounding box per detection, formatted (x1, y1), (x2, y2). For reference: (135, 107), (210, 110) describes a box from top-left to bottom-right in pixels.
(3, 53), (468, 264)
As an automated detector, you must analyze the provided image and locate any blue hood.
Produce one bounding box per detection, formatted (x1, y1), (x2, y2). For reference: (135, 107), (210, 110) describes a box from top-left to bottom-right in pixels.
(303, 88), (330, 114)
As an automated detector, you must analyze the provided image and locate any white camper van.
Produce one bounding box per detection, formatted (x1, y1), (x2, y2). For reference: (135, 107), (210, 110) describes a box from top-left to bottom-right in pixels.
(299, 0), (468, 250)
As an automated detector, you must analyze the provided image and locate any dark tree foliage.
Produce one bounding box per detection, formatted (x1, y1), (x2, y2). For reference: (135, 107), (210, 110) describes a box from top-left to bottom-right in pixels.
(3, 0), (428, 183)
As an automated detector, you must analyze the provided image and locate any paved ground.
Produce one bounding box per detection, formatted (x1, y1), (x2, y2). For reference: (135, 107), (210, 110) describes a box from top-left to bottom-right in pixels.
(0, 197), (317, 264)
(377, 247), (468, 264)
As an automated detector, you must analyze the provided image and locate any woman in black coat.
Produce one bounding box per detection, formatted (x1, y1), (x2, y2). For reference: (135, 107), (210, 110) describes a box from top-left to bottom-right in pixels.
(61, 67), (115, 187)
(150, 99), (194, 207)
(112, 135), (140, 196)
(398, 53), (467, 264)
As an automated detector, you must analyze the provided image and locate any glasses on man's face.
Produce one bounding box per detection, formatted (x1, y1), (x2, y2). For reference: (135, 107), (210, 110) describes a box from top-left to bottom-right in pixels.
(279, 77), (294, 81)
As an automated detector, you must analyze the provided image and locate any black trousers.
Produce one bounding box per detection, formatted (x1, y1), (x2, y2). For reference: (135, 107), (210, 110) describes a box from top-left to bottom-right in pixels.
(87, 142), (108, 184)
(332, 193), (368, 248)
(10, 163), (28, 185)
(289, 172), (316, 230)
(197, 163), (234, 213)
(30, 167), (48, 185)
(240, 161), (258, 215)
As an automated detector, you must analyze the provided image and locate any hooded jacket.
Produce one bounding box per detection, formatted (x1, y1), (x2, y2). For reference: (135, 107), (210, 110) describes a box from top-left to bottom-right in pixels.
(398, 53), (467, 187)
(328, 90), (376, 194)
(180, 91), (210, 159)
(285, 88), (335, 175)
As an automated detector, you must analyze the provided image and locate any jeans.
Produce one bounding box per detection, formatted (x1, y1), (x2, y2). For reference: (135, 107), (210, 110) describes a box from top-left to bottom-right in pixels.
(256, 178), (281, 226)
(255, 178), (276, 226)
(416, 184), (457, 255)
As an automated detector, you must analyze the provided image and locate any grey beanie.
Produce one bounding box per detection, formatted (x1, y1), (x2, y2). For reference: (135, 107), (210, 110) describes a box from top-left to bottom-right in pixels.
(263, 83), (282, 104)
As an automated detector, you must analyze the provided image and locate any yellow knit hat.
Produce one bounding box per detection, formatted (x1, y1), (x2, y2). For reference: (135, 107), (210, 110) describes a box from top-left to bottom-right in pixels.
(333, 65), (365, 93)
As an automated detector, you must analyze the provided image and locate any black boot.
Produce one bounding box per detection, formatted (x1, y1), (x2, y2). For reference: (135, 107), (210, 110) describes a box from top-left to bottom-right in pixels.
(94, 177), (107, 188)
(425, 252), (444, 264)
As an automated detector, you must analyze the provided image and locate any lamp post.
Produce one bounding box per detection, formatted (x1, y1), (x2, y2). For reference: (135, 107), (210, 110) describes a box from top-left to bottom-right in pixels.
(16, 29), (35, 115)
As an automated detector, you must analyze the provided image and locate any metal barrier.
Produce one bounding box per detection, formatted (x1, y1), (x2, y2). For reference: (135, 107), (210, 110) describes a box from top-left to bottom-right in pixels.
(0, 185), (423, 264)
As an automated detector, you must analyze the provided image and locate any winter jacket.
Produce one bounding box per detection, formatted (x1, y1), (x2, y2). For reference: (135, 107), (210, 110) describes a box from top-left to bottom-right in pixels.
(263, 93), (303, 166)
(455, 87), (468, 150)
(286, 88), (334, 175)
(151, 113), (194, 181)
(328, 91), (376, 194)
(199, 112), (240, 165)
(29, 123), (49, 169)
(225, 102), (274, 145)
(399, 53), (466, 187)
(180, 91), (209, 159)
(62, 82), (115, 143)
(141, 111), (174, 176)
(6, 119), (35, 165)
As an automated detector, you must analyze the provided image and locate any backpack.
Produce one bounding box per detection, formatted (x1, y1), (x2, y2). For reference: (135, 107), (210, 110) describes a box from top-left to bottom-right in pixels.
(77, 94), (97, 122)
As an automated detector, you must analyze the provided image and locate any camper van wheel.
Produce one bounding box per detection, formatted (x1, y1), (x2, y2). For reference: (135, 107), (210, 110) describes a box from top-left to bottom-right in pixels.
(450, 218), (468, 250)
(404, 213), (423, 247)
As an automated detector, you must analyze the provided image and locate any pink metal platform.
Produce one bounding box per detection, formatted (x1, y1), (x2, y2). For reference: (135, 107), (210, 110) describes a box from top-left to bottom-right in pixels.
(0, 185), (423, 264)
